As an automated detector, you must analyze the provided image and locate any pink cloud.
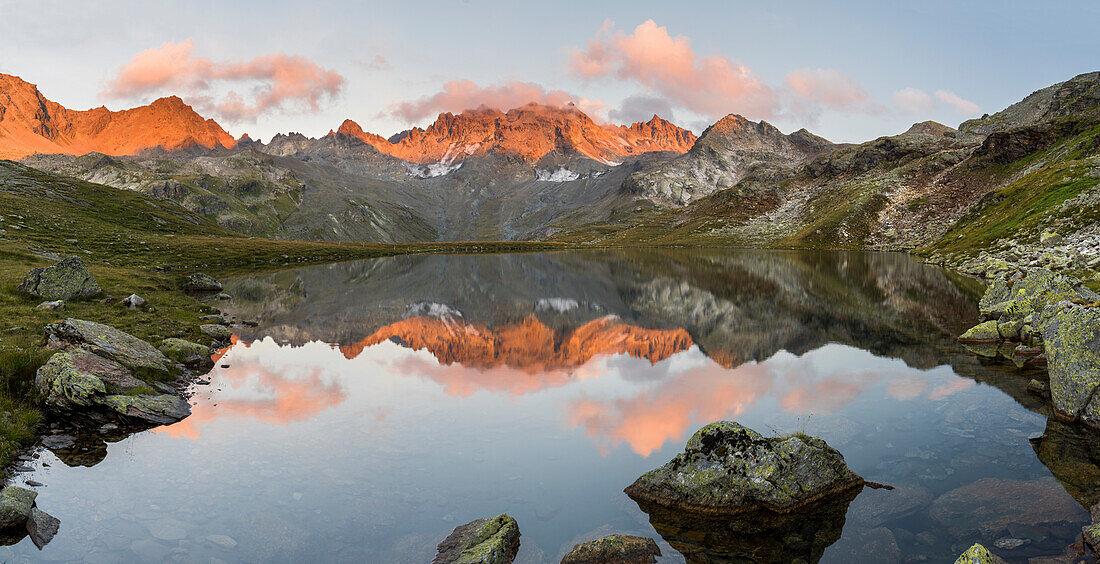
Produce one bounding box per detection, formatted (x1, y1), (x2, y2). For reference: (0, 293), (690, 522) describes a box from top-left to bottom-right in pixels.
(935, 89), (981, 114)
(785, 68), (884, 114)
(893, 87), (936, 113)
(102, 39), (345, 121)
(389, 79), (606, 123)
(569, 19), (778, 120)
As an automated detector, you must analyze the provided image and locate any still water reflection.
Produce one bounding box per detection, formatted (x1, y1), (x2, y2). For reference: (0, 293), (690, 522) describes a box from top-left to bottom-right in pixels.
(2, 250), (1096, 563)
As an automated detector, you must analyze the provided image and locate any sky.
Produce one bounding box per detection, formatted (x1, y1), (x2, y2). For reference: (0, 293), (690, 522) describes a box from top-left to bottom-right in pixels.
(1, 0), (1097, 143)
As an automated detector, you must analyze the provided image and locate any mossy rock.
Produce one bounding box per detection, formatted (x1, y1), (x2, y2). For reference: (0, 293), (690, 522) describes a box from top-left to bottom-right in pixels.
(45, 319), (176, 380)
(561, 534), (661, 564)
(34, 350), (108, 408)
(1042, 303), (1100, 425)
(624, 421), (863, 515)
(159, 338), (211, 364)
(0, 486), (36, 529)
(17, 256), (101, 301)
(433, 514), (521, 564)
(954, 543), (1006, 564)
(100, 394), (191, 425)
(958, 320), (1002, 343)
(199, 324), (233, 342)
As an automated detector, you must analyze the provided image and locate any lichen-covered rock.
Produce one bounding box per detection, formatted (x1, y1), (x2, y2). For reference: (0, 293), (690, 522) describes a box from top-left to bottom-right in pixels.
(0, 486), (36, 529)
(182, 273), (223, 292)
(17, 256), (101, 301)
(46, 319), (175, 379)
(100, 394), (191, 425)
(1041, 303), (1100, 426)
(953, 543), (1006, 564)
(159, 338), (211, 365)
(200, 323), (233, 342)
(958, 320), (1001, 343)
(35, 350), (109, 408)
(26, 507), (60, 549)
(624, 421), (863, 515)
(433, 514), (521, 564)
(560, 535), (660, 564)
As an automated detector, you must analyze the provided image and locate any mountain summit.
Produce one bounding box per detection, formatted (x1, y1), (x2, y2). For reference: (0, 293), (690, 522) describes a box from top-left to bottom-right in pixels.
(333, 103), (697, 165)
(0, 73), (237, 159)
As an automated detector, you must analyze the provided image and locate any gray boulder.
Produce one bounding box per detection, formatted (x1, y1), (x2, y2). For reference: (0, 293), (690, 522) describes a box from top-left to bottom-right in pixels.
(200, 323), (233, 342)
(122, 294), (145, 309)
(159, 338), (212, 369)
(17, 257), (101, 301)
(560, 535), (660, 564)
(1042, 303), (1100, 426)
(182, 273), (223, 292)
(624, 421), (864, 514)
(0, 486), (36, 529)
(45, 319), (176, 379)
(100, 394), (191, 426)
(35, 300), (64, 311)
(433, 514), (521, 564)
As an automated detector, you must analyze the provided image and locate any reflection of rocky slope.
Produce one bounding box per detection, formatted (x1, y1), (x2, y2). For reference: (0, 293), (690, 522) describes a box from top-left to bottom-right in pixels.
(218, 249), (980, 373)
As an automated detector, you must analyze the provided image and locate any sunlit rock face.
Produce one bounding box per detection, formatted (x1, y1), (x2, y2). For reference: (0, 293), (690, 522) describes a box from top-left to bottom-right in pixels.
(0, 74), (236, 159)
(333, 104), (696, 165)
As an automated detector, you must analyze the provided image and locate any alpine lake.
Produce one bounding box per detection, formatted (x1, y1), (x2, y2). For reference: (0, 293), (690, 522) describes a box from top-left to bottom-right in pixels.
(2, 249), (1096, 563)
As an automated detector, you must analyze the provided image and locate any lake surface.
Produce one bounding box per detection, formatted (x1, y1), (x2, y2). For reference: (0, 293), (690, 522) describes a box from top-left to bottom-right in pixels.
(3, 250), (1097, 563)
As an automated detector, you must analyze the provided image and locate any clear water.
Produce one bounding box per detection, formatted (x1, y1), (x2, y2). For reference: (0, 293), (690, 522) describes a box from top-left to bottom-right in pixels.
(2, 250), (1095, 563)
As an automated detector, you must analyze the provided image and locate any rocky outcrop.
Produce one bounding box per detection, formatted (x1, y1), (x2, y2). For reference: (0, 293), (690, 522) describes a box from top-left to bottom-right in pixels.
(960, 269), (1100, 425)
(432, 514), (520, 564)
(17, 256), (101, 301)
(560, 535), (661, 564)
(182, 273), (224, 292)
(624, 421), (864, 514)
(35, 346), (190, 425)
(45, 318), (177, 379)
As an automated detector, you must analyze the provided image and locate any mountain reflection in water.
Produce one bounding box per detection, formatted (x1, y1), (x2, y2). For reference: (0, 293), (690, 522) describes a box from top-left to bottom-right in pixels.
(5, 250), (1097, 563)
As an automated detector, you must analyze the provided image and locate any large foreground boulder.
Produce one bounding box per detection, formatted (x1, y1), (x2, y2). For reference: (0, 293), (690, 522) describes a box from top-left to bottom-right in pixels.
(560, 535), (661, 564)
(17, 256), (101, 301)
(46, 318), (176, 379)
(1042, 303), (1100, 426)
(624, 421), (864, 515)
(36, 344), (190, 426)
(433, 514), (520, 564)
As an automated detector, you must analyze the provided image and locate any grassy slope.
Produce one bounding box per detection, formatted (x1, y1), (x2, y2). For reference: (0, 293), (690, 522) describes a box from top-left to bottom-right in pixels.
(0, 159), (572, 468)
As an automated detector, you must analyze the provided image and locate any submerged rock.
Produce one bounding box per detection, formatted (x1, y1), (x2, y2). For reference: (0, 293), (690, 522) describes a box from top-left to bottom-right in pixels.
(433, 514), (521, 564)
(953, 543), (1007, 564)
(1042, 303), (1100, 426)
(560, 535), (660, 564)
(26, 507), (60, 549)
(182, 273), (223, 292)
(929, 477), (1085, 542)
(1031, 419), (1100, 509)
(624, 421), (864, 514)
(17, 256), (101, 301)
(46, 318), (176, 379)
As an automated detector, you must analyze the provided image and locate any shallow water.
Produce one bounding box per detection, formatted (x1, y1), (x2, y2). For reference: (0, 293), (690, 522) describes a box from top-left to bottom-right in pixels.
(4, 250), (1096, 563)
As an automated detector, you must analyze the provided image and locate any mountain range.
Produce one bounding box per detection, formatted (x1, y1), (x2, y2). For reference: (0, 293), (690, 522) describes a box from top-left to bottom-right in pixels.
(3, 70), (1100, 275)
